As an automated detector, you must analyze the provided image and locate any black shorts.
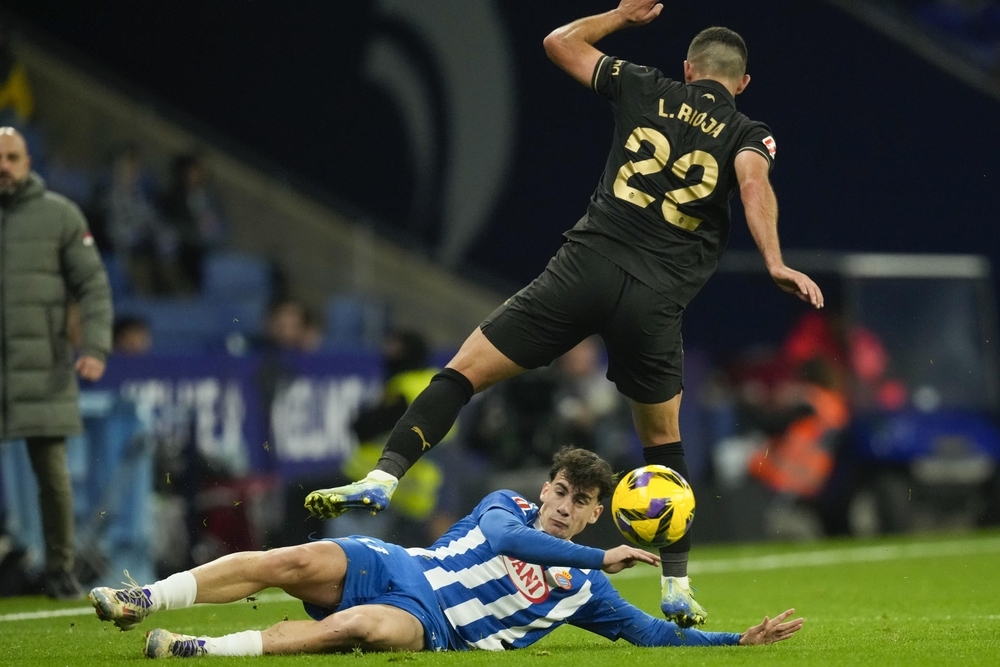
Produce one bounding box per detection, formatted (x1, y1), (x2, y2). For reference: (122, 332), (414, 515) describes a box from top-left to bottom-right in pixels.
(480, 241), (683, 404)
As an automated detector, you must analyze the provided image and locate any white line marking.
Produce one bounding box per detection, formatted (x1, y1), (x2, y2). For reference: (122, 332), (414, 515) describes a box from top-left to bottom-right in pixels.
(0, 607), (96, 622)
(0, 590), (295, 623)
(611, 536), (1000, 580)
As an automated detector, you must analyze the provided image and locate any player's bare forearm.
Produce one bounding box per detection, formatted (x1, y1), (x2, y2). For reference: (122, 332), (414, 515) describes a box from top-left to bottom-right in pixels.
(543, 0), (663, 87)
(736, 151), (823, 308)
(741, 177), (783, 272)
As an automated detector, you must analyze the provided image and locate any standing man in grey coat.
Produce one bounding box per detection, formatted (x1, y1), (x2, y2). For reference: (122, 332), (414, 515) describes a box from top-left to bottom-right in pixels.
(0, 127), (113, 599)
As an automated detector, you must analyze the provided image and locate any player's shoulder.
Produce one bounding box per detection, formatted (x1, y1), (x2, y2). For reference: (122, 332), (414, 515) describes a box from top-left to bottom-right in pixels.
(601, 56), (678, 88)
(479, 489), (536, 516)
(39, 190), (85, 220)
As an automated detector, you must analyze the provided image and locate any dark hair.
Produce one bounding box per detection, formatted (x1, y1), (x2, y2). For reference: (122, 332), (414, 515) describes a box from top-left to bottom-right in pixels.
(687, 26), (748, 80)
(549, 446), (618, 501)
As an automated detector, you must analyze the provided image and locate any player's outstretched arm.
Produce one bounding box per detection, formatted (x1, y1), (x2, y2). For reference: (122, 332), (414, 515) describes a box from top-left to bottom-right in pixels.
(738, 608), (804, 645)
(601, 544), (660, 574)
(543, 0), (663, 88)
(735, 150), (824, 309)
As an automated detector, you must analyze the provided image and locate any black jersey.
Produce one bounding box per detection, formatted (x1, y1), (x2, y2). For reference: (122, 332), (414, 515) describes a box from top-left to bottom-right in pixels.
(564, 55), (776, 307)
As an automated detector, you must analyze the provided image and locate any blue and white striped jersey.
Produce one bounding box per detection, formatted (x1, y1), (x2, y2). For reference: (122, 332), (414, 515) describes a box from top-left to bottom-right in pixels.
(406, 490), (739, 650)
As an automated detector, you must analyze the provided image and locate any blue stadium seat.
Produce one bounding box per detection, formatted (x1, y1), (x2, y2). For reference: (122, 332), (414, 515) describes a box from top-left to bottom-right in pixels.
(201, 251), (273, 303)
(115, 297), (230, 353)
(324, 294), (392, 350)
(217, 297), (267, 337)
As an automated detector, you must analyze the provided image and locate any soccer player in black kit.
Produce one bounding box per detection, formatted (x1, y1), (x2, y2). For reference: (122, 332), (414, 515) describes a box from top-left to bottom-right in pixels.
(307, 0), (824, 628)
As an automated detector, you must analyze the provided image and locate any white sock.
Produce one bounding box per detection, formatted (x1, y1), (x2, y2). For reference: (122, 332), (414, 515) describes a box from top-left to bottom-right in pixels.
(146, 571), (198, 611)
(663, 575), (690, 589)
(367, 469), (398, 483)
(203, 630), (263, 657)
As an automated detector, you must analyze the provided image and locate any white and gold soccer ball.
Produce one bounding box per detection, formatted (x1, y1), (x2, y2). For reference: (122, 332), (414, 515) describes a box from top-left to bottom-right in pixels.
(611, 465), (695, 548)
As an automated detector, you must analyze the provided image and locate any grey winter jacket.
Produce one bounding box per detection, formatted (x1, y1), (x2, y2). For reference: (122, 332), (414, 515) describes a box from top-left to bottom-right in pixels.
(0, 172), (112, 438)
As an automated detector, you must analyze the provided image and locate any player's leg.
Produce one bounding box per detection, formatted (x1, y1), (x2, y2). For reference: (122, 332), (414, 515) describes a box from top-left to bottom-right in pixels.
(603, 278), (706, 627)
(91, 542), (348, 631)
(305, 242), (598, 519)
(628, 397), (706, 626)
(144, 604), (424, 658)
(264, 604), (425, 654)
(303, 329), (522, 518)
(378, 325), (525, 477)
(26, 436), (83, 600)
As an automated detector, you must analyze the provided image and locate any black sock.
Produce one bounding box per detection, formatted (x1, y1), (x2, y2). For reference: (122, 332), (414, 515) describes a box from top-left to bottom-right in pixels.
(643, 442), (691, 578)
(375, 368), (474, 479)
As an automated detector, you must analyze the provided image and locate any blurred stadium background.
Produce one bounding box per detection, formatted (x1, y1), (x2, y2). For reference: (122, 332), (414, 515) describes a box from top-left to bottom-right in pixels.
(1, 0), (999, 594)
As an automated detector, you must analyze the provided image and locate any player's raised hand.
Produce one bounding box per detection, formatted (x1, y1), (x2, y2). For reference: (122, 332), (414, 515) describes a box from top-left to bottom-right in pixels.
(769, 265), (824, 309)
(616, 0), (663, 27)
(601, 544), (660, 574)
(738, 608), (804, 645)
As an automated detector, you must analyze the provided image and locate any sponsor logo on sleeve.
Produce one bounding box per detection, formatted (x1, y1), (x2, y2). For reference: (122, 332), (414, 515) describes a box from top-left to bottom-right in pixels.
(512, 495), (532, 513)
(762, 136), (777, 158)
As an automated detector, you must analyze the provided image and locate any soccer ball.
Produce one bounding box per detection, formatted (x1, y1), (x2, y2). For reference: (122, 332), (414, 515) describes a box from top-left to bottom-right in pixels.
(611, 465), (695, 547)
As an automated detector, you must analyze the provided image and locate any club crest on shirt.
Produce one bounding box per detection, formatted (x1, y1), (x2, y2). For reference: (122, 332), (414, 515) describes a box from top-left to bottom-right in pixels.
(502, 556), (550, 603)
(551, 570), (573, 590)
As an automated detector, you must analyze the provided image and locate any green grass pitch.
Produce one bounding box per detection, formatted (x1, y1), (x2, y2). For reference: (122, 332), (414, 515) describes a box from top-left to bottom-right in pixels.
(2, 529), (998, 665)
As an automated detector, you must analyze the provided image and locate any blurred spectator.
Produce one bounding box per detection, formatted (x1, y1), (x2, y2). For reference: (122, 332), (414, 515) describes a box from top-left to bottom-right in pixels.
(112, 316), (153, 356)
(744, 357), (852, 538)
(259, 298), (307, 351)
(552, 337), (638, 471)
(94, 143), (185, 295)
(464, 367), (563, 471)
(466, 339), (636, 475)
(159, 153), (228, 290)
(781, 309), (905, 411)
(747, 358), (851, 500)
(299, 305), (324, 353)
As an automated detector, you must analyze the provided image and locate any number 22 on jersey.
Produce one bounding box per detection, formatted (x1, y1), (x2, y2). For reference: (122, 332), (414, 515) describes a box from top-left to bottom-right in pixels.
(613, 127), (718, 231)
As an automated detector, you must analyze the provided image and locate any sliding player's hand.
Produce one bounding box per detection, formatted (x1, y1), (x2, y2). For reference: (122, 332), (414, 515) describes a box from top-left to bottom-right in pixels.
(601, 545), (660, 574)
(738, 608), (804, 645)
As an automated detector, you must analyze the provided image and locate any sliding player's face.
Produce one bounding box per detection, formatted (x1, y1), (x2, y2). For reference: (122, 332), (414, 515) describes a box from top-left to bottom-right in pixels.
(537, 472), (603, 540)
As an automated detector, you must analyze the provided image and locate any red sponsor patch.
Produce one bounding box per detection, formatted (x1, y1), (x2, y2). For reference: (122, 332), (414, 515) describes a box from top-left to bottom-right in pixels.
(82, 232), (95, 246)
(762, 136), (777, 158)
(502, 556), (550, 603)
(512, 495), (532, 512)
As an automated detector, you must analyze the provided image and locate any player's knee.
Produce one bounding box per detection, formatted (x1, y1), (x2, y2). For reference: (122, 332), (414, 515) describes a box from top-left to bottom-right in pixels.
(327, 609), (383, 647)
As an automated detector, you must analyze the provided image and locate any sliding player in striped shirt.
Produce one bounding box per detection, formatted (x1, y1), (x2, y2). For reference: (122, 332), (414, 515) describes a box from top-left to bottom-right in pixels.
(89, 448), (802, 658)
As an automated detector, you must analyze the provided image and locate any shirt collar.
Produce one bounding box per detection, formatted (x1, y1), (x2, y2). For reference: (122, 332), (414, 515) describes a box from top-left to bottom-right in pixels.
(688, 79), (736, 108)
